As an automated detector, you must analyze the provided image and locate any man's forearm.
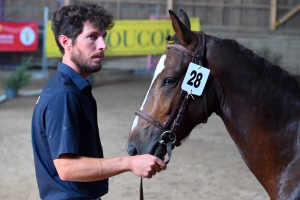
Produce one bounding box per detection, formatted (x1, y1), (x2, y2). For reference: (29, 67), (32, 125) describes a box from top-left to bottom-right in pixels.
(54, 154), (166, 182)
(54, 155), (131, 182)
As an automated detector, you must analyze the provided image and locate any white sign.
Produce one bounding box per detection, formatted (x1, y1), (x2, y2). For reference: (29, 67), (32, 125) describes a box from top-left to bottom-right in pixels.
(20, 27), (35, 46)
(181, 62), (210, 96)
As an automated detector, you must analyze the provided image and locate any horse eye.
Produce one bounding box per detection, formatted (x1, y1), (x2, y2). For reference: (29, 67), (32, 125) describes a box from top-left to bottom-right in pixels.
(162, 78), (177, 87)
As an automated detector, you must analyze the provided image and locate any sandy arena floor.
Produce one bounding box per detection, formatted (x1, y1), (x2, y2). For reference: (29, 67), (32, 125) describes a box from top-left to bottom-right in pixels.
(0, 69), (269, 200)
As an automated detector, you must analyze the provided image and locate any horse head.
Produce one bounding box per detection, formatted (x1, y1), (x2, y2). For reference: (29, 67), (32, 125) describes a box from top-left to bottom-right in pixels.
(127, 9), (219, 160)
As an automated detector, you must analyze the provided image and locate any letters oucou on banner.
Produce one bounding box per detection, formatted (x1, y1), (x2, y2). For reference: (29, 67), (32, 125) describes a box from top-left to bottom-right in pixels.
(46, 18), (200, 57)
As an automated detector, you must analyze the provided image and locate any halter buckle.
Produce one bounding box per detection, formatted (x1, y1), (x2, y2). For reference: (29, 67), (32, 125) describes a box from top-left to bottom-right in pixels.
(159, 131), (177, 145)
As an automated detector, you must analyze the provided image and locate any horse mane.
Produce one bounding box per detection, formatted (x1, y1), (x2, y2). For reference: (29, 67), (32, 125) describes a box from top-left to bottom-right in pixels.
(222, 39), (300, 92)
(223, 39), (278, 70)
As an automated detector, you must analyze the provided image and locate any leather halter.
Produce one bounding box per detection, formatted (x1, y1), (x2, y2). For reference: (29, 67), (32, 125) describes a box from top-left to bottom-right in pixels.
(135, 31), (208, 145)
(136, 31), (208, 200)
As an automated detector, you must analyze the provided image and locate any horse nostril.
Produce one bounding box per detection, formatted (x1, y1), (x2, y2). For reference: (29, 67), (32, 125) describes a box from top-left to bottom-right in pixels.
(127, 143), (139, 156)
(132, 148), (138, 156)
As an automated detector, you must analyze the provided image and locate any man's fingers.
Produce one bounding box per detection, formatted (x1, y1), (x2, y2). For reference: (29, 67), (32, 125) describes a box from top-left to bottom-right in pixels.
(145, 174), (152, 179)
(145, 169), (156, 178)
(150, 169), (156, 176)
(153, 163), (162, 173)
(156, 159), (167, 170)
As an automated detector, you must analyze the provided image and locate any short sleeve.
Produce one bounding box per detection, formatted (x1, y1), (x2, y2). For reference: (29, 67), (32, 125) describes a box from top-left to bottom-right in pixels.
(44, 91), (81, 159)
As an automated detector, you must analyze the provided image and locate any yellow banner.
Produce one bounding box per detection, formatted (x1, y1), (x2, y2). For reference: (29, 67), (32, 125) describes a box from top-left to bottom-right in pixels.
(46, 18), (200, 58)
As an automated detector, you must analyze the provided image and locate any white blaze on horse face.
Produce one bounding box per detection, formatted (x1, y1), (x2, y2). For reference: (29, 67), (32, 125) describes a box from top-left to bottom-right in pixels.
(130, 54), (166, 131)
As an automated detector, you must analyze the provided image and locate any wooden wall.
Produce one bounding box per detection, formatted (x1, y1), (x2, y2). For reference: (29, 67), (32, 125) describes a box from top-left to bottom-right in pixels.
(1, 0), (300, 72)
(2, 0), (299, 33)
(1, 0), (60, 23)
(172, 0), (300, 33)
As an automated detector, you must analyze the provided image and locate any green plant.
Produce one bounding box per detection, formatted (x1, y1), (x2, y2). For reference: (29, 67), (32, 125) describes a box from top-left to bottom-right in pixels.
(2, 56), (32, 90)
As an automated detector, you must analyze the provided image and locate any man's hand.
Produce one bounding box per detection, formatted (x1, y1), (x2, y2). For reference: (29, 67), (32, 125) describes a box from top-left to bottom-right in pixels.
(129, 154), (167, 178)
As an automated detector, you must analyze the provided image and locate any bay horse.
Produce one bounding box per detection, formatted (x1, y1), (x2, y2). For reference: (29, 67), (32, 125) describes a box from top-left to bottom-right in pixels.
(127, 9), (300, 200)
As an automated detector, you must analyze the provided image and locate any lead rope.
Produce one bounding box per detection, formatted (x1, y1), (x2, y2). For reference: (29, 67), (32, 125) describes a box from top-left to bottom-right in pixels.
(140, 141), (172, 200)
(139, 93), (191, 200)
(140, 178), (144, 200)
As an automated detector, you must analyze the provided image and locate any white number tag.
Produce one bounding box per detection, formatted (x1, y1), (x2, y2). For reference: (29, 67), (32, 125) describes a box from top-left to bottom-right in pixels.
(181, 62), (210, 96)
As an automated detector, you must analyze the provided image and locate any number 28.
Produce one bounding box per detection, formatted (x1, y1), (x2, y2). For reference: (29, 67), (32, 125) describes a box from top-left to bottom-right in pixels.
(187, 70), (202, 88)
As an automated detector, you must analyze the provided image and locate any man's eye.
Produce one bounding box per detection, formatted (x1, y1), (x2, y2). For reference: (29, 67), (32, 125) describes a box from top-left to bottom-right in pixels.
(162, 78), (177, 87)
(88, 35), (96, 40)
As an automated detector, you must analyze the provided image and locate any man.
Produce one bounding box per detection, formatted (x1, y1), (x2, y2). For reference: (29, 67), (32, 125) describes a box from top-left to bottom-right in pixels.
(31, 2), (166, 200)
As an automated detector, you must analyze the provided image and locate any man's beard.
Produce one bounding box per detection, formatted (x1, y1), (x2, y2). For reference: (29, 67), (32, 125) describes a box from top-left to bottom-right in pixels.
(70, 48), (102, 74)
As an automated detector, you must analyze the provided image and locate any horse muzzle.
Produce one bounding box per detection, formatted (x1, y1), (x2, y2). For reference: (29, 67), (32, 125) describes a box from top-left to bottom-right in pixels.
(127, 129), (176, 162)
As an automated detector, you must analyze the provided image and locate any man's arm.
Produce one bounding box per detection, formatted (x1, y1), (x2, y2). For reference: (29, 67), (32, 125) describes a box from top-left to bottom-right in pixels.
(53, 153), (166, 182)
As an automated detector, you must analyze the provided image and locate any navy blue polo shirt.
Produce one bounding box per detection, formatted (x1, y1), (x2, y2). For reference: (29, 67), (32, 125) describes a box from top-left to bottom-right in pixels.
(31, 63), (108, 200)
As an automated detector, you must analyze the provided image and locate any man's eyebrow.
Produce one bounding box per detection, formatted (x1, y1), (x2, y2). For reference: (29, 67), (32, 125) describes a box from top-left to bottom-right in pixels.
(87, 31), (100, 35)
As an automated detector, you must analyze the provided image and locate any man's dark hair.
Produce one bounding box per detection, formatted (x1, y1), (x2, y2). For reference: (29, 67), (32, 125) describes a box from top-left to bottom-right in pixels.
(51, 2), (114, 54)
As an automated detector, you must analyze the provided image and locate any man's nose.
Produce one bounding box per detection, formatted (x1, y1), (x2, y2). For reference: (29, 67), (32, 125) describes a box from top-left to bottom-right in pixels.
(97, 37), (107, 50)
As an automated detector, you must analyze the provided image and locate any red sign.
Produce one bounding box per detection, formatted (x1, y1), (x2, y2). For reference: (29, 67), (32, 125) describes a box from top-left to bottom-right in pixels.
(0, 22), (38, 52)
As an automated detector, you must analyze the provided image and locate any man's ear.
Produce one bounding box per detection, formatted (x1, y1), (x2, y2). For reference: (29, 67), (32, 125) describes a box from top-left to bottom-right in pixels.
(58, 35), (72, 50)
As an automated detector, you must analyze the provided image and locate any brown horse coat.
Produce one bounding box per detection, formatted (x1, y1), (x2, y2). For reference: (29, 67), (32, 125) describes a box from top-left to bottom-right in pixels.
(127, 9), (300, 200)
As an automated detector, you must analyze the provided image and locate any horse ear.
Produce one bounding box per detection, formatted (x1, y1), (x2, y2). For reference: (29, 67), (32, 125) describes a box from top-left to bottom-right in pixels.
(178, 9), (191, 30)
(169, 9), (193, 45)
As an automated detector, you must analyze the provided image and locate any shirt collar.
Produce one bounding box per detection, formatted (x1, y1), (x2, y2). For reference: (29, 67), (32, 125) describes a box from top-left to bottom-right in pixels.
(57, 62), (92, 93)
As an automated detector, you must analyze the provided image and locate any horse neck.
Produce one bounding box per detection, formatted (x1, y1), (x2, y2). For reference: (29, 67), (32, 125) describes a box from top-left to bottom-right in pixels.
(216, 75), (300, 198)
(207, 37), (295, 138)
(206, 38), (300, 198)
